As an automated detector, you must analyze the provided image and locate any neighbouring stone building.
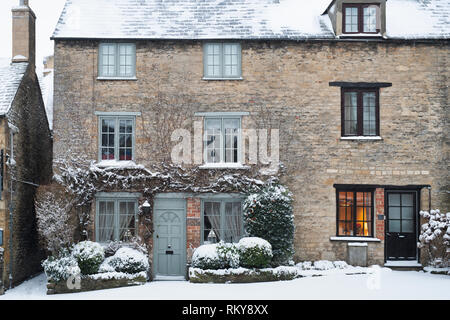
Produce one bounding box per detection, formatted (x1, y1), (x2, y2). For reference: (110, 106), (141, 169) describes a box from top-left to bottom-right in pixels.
(51, 0), (449, 278)
(0, 0), (53, 291)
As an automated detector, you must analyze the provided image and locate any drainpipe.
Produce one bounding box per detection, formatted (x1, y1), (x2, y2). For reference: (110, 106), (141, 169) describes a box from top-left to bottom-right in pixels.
(8, 175), (13, 289)
(427, 186), (431, 212)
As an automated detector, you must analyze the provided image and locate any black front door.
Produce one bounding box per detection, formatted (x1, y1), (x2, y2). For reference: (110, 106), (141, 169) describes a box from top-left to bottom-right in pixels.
(385, 191), (418, 260)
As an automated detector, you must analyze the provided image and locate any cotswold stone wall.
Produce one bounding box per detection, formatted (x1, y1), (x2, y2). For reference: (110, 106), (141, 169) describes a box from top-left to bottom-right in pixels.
(54, 39), (449, 265)
(1, 65), (53, 287)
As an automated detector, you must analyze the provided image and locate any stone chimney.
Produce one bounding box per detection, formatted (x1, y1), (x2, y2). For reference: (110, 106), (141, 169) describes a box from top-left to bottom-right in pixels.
(11, 0), (36, 68)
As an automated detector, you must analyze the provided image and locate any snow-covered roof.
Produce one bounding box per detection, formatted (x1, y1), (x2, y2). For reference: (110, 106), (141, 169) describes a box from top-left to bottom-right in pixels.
(0, 58), (28, 116)
(52, 0), (449, 41)
(38, 70), (54, 130)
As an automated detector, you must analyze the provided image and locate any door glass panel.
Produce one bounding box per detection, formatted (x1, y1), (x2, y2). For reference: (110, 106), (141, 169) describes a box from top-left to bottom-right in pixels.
(389, 194), (400, 206)
(402, 193), (413, 207)
(402, 220), (414, 233)
(389, 207), (401, 219)
(389, 220), (401, 233)
(402, 206), (414, 220)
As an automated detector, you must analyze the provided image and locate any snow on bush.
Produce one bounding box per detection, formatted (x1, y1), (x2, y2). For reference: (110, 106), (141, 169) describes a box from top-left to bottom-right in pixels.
(191, 244), (223, 270)
(238, 237), (273, 268)
(72, 241), (105, 275)
(99, 247), (149, 274)
(35, 186), (75, 255)
(333, 261), (349, 269)
(103, 239), (148, 258)
(42, 251), (80, 282)
(313, 260), (335, 271)
(244, 183), (294, 266)
(418, 209), (450, 268)
(216, 242), (240, 269)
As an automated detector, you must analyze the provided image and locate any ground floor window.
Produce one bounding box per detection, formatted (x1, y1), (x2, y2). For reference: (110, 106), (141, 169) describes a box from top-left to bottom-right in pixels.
(95, 194), (139, 242)
(336, 189), (374, 237)
(202, 199), (243, 244)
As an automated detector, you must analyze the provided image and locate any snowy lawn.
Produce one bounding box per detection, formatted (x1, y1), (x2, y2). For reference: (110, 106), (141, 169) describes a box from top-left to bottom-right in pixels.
(1, 269), (449, 300)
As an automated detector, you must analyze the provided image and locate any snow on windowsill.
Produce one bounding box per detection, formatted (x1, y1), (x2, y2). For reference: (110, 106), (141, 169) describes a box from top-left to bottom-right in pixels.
(199, 163), (250, 170)
(97, 76), (137, 81)
(94, 160), (144, 169)
(340, 136), (382, 141)
(330, 236), (381, 242)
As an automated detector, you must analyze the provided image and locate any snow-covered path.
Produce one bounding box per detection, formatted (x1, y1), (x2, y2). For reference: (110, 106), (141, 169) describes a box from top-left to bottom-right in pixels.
(1, 269), (449, 300)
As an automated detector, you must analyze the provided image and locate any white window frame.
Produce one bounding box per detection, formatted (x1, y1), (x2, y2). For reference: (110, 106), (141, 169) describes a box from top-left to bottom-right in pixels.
(203, 116), (242, 165)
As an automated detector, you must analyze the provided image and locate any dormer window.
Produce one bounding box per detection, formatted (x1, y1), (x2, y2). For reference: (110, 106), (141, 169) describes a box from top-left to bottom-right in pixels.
(343, 3), (380, 34)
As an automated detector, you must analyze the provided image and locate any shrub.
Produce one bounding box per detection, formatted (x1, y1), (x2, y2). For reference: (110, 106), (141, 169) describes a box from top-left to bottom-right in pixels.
(217, 242), (240, 269)
(244, 183), (295, 266)
(72, 241), (105, 275)
(238, 237), (273, 268)
(99, 247), (149, 274)
(35, 185), (75, 256)
(42, 251), (80, 282)
(103, 238), (148, 258)
(418, 209), (450, 268)
(191, 244), (223, 270)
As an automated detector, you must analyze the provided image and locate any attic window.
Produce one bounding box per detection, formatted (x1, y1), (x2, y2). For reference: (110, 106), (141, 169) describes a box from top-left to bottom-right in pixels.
(343, 3), (380, 34)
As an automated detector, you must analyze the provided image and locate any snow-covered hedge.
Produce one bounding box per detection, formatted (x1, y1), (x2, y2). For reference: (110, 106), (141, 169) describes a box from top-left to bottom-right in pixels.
(192, 237), (272, 270)
(191, 243), (223, 270)
(72, 241), (105, 275)
(243, 184), (294, 266)
(99, 247), (149, 274)
(217, 242), (240, 269)
(238, 237), (273, 268)
(42, 252), (81, 283)
(418, 209), (450, 268)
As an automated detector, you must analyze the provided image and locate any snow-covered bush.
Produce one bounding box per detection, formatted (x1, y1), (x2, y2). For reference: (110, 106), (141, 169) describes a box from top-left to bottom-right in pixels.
(313, 260), (335, 271)
(99, 247), (149, 274)
(42, 251), (80, 283)
(35, 185), (75, 255)
(238, 237), (273, 268)
(103, 239), (148, 258)
(72, 241), (105, 275)
(243, 183), (294, 266)
(217, 242), (240, 269)
(418, 209), (450, 267)
(333, 261), (349, 269)
(191, 244), (223, 270)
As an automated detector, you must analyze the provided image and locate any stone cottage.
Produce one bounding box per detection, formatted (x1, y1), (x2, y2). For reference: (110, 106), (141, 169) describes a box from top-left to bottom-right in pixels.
(0, 0), (53, 292)
(51, 0), (449, 279)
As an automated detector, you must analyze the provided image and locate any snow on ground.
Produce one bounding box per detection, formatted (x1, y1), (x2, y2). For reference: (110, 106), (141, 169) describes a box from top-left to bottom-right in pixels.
(1, 269), (449, 300)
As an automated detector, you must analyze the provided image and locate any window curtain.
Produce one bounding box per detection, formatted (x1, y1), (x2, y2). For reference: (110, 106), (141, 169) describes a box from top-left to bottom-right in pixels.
(204, 202), (221, 242)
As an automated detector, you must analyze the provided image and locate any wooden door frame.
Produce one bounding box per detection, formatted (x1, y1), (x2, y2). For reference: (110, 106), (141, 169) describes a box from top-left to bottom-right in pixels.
(384, 188), (421, 262)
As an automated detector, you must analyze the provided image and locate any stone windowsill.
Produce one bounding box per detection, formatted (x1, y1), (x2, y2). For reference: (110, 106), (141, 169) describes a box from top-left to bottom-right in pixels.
(198, 163), (250, 170)
(329, 236), (381, 242)
(97, 76), (138, 81)
(202, 77), (244, 81)
(340, 136), (382, 141)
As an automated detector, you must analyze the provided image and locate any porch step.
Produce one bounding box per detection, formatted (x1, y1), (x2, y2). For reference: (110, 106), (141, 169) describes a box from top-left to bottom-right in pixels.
(384, 260), (423, 271)
(153, 275), (186, 281)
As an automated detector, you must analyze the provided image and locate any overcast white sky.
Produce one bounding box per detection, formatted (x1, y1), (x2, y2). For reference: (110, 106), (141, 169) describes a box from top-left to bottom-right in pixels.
(0, 0), (66, 68)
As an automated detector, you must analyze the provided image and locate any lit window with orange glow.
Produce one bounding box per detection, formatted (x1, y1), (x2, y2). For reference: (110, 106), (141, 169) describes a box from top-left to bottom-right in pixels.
(337, 190), (373, 237)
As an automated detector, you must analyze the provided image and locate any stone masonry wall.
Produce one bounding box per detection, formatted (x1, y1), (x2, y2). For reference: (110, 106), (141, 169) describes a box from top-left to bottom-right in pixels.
(53, 39), (449, 265)
(2, 64), (53, 287)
